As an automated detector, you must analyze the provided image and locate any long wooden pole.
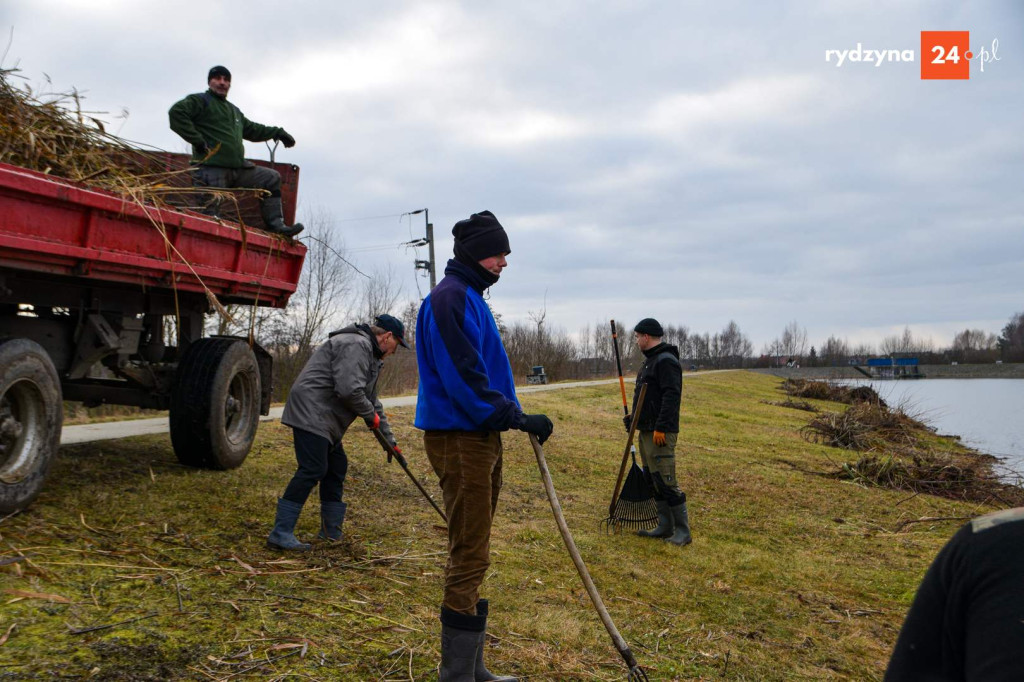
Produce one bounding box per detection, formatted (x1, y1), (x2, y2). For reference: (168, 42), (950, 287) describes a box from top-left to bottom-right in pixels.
(611, 320), (629, 417)
(530, 435), (648, 680)
(608, 383), (646, 517)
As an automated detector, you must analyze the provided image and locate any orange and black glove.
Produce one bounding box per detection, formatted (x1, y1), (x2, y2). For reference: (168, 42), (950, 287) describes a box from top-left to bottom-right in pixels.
(653, 430), (667, 447)
(364, 413), (380, 430)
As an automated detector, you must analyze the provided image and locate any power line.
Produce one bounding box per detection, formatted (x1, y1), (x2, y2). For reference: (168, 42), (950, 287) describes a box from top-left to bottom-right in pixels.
(334, 212), (407, 223)
(301, 235), (371, 279)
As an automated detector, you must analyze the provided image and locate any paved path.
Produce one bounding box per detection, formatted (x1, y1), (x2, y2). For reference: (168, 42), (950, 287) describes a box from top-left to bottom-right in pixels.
(60, 373), (727, 445)
(60, 378), (627, 445)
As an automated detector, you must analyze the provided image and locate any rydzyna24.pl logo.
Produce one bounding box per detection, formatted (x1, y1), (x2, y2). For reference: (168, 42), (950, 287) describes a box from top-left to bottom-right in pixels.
(824, 31), (999, 79)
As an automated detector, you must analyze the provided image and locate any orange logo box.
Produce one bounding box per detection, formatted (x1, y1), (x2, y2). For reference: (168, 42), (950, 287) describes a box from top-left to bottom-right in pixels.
(921, 31), (970, 79)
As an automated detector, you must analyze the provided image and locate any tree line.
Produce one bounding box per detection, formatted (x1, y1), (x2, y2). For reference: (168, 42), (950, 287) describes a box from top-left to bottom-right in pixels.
(208, 222), (1024, 399)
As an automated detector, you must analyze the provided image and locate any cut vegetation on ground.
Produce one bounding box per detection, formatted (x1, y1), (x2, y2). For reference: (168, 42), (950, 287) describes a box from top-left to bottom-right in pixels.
(0, 372), (1014, 680)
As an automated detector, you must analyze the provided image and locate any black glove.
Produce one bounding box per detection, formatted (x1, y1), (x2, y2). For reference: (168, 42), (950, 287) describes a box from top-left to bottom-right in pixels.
(195, 141), (210, 158)
(275, 130), (296, 148)
(623, 414), (632, 433)
(520, 413), (553, 444)
(364, 413), (380, 430)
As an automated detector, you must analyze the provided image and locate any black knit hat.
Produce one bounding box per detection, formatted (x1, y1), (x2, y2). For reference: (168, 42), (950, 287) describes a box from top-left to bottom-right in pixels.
(452, 211), (510, 264)
(374, 314), (410, 349)
(208, 65), (232, 82)
(634, 318), (664, 337)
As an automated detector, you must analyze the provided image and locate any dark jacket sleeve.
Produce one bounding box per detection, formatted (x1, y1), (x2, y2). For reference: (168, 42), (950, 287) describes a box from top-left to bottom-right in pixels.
(654, 355), (682, 432)
(168, 94), (207, 148)
(242, 115), (282, 143)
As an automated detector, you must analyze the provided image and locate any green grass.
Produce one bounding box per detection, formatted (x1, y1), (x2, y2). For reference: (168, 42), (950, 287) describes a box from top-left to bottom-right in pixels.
(0, 372), (992, 680)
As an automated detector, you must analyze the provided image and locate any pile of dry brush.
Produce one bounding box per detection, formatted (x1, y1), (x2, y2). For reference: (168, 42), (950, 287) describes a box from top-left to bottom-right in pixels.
(780, 380), (1024, 506)
(782, 378), (887, 407)
(0, 66), (242, 210)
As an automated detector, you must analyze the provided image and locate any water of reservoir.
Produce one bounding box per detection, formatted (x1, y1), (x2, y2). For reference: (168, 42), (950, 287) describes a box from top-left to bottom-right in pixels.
(844, 379), (1024, 474)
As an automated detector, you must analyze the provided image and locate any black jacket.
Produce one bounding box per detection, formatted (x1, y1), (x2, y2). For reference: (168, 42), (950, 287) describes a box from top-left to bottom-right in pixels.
(885, 507), (1024, 681)
(631, 342), (682, 433)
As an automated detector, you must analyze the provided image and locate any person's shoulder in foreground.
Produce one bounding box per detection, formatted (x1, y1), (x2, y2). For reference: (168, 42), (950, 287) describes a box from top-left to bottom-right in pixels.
(884, 506), (1024, 682)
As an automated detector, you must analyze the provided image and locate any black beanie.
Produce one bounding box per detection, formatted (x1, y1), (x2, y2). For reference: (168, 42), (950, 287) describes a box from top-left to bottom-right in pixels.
(452, 211), (510, 264)
(634, 318), (664, 337)
(208, 65), (232, 81)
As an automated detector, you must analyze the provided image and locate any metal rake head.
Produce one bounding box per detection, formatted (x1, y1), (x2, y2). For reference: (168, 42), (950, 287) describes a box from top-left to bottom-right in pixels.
(628, 664), (650, 681)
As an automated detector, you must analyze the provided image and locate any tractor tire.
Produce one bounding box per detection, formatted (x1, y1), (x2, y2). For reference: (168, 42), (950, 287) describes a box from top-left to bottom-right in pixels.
(169, 338), (260, 470)
(0, 338), (63, 513)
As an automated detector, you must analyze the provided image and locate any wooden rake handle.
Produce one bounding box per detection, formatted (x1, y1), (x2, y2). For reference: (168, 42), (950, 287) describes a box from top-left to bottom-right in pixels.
(609, 383), (647, 517)
(530, 434), (646, 679)
(371, 428), (448, 524)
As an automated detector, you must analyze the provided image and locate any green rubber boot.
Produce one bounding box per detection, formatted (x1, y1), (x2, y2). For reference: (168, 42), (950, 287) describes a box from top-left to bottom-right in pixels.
(475, 600), (517, 681)
(440, 607), (485, 682)
(637, 499), (674, 538)
(666, 502), (692, 547)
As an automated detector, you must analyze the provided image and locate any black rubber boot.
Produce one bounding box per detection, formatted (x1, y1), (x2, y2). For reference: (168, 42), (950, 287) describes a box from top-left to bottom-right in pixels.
(666, 502), (692, 547)
(440, 608), (486, 682)
(475, 600), (517, 681)
(318, 500), (347, 541)
(266, 498), (311, 551)
(637, 499), (674, 538)
(260, 196), (304, 237)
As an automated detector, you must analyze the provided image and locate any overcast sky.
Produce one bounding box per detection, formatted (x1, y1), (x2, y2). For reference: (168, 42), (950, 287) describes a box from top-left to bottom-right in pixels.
(5, 1), (1022, 351)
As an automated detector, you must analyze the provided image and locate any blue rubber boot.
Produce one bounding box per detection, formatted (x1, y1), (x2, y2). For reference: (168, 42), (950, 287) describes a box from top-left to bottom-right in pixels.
(318, 500), (347, 541)
(266, 498), (311, 551)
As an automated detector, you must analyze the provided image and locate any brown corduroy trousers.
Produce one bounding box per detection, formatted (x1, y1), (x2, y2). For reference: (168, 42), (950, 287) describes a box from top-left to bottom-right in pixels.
(423, 430), (503, 615)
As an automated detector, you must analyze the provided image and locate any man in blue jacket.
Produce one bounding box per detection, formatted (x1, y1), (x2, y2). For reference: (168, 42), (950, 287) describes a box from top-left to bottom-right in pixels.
(415, 210), (553, 681)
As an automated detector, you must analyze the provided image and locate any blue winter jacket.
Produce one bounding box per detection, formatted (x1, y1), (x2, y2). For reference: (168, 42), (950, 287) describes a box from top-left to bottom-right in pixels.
(414, 260), (523, 432)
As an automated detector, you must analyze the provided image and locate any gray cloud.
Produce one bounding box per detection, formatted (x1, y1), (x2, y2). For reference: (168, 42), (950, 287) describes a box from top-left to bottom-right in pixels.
(4, 0), (1021, 350)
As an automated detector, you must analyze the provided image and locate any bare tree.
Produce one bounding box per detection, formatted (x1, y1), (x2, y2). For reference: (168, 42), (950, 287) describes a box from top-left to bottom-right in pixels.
(399, 300), (419, 349)
(707, 320), (752, 369)
(881, 327), (933, 355)
(998, 311), (1024, 362)
(353, 264), (404, 324)
(289, 210), (355, 351)
(851, 342), (876, 361)
(821, 335), (851, 366)
(264, 210), (356, 399)
(779, 320), (809, 361)
(952, 328), (999, 363)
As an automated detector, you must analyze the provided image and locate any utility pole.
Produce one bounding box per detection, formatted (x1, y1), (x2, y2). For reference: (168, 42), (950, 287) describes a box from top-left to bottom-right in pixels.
(406, 208), (436, 290)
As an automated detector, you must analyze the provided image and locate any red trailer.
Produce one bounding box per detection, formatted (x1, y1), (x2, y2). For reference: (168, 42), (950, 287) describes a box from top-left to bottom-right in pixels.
(0, 159), (307, 512)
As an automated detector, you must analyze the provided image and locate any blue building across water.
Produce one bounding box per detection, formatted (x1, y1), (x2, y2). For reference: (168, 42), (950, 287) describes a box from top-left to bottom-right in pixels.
(863, 357), (923, 379)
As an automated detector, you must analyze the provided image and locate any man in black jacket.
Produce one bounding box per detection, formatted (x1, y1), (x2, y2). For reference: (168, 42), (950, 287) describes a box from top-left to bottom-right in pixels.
(885, 507), (1024, 681)
(169, 65), (303, 237)
(625, 318), (690, 546)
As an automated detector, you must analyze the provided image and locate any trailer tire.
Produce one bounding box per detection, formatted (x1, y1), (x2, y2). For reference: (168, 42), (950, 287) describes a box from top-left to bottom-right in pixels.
(0, 339), (63, 513)
(170, 338), (260, 470)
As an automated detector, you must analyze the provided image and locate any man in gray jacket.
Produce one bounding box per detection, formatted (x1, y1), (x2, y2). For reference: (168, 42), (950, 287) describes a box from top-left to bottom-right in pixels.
(267, 314), (409, 551)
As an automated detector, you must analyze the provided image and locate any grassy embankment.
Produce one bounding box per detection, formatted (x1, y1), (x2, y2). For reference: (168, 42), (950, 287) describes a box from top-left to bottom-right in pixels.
(0, 371), (999, 680)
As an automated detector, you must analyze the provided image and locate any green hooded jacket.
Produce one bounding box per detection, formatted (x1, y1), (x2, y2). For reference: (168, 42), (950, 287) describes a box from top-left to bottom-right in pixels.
(168, 90), (282, 168)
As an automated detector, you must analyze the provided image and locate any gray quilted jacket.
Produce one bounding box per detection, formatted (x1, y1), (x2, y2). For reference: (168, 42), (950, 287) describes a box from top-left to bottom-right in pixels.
(281, 325), (394, 445)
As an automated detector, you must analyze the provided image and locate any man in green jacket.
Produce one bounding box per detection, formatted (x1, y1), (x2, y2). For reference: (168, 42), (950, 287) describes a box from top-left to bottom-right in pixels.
(169, 65), (303, 237)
